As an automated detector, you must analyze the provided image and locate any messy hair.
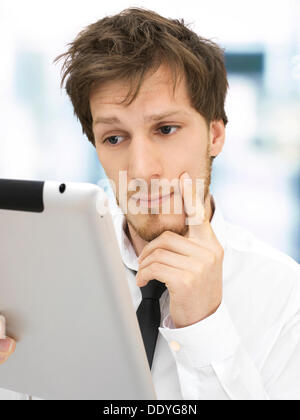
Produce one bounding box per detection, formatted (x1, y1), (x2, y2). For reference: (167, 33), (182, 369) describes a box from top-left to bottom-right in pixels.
(55, 7), (229, 146)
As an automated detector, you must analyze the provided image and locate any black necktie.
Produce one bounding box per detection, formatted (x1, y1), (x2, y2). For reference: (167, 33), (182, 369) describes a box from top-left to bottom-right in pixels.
(135, 273), (166, 370)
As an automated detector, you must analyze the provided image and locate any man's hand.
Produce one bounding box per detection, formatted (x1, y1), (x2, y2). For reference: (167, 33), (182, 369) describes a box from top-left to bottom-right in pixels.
(0, 315), (16, 365)
(136, 172), (224, 329)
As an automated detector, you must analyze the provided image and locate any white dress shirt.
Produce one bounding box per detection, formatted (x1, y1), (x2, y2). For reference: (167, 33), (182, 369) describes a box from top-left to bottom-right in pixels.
(1, 193), (300, 400)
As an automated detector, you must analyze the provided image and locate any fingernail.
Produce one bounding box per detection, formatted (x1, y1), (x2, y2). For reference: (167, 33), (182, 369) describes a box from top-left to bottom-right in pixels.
(0, 338), (13, 353)
(0, 315), (6, 339)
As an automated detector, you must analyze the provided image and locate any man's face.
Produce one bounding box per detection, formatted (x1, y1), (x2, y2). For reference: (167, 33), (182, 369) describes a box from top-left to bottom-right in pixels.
(90, 64), (214, 242)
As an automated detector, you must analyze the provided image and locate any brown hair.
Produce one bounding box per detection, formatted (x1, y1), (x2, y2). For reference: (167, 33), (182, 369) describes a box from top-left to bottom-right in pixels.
(54, 7), (228, 146)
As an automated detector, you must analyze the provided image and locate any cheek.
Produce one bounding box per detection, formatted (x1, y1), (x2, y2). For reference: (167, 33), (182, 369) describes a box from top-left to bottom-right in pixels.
(94, 148), (117, 191)
(96, 146), (120, 177)
(184, 134), (207, 156)
(95, 146), (104, 166)
(167, 136), (206, 173)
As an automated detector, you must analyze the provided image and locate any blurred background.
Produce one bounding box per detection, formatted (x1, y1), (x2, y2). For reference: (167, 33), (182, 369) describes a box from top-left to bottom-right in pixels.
(0, 0), (299, 262)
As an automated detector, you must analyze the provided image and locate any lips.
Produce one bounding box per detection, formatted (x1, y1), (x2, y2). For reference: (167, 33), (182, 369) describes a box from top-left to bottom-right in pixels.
(131, 192), (174, 207)
(140, 194), (168, 201)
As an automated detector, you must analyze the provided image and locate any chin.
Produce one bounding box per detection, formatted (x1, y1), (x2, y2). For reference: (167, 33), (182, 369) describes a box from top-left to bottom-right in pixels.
(126, 212), (188, 242)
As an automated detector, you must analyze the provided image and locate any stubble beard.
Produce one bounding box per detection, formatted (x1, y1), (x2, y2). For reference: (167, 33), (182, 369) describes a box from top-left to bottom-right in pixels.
(117, 152), (213, 242)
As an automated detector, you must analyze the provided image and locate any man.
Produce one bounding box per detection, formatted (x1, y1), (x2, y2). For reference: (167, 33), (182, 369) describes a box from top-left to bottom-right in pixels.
(1, 7), (300, 400)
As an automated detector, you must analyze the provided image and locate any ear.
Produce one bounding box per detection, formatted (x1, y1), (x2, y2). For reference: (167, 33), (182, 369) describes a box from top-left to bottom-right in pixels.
(208, 120), (225, 157)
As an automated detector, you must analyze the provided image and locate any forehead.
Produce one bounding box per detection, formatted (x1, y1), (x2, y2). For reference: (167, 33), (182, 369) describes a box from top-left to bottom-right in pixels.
(89, 64), (190, 108)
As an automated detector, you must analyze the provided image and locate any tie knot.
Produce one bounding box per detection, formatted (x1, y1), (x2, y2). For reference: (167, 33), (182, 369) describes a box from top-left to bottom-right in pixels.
(140, 279), (166, 300)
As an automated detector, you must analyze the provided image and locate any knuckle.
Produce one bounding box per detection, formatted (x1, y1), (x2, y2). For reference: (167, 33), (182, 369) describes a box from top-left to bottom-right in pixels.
(162, 230), (172, 240)
(183, 272), (194, 287)
(207, 253), (216, 265)
(149, 262), (160, 275)
(218, 246), (224, 259)
(153, 248), (163, 260)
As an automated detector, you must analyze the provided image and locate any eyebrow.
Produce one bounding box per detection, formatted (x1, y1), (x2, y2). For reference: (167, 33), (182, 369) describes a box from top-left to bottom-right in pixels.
(93, 110), (189, 126)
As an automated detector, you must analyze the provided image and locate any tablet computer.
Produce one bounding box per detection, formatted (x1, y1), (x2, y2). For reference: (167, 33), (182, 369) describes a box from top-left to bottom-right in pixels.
(0, 178), (156, 400)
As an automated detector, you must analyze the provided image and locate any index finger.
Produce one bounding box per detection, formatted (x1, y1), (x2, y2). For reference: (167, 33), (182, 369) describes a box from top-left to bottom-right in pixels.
(179, 172), (207, 228)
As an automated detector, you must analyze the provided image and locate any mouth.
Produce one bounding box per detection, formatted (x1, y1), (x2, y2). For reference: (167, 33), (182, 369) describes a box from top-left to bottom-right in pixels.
(132, 192), (175, 208)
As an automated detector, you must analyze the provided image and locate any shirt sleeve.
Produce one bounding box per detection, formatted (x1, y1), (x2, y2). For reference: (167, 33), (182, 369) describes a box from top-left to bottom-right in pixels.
(158, 301), (274, 400)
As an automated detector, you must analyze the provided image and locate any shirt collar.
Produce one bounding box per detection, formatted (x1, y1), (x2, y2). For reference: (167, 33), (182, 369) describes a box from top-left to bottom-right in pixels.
(107, 191), (227, 272)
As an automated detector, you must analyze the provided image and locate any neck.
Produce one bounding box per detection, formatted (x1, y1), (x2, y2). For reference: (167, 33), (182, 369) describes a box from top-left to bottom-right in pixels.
(125, 191), (214, 257)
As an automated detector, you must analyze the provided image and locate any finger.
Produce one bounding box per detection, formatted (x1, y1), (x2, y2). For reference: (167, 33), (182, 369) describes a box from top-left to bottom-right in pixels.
(138, 230), (205, 263)
(179, 172), (206, 224)
(179, 172), (215, 242)
(139, 247), (212, 273)
(0, 315), (6, 339)
(0, 337), (16, 355)
(136, 261), (190, 291)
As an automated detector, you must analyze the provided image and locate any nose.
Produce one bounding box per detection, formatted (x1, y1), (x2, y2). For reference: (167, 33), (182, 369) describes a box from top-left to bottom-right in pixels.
(127, 135), (163, 184)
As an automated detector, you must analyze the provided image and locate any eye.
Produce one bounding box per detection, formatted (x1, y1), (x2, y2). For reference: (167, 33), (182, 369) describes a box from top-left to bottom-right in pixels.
(158, 125), (179, 135)
(103, 135), (125, 146)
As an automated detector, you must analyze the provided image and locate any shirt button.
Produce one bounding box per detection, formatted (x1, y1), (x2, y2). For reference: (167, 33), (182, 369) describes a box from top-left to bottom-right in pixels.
(169, 340), (181, 352)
